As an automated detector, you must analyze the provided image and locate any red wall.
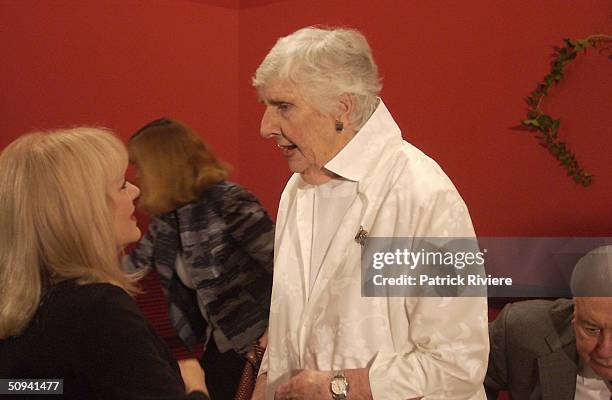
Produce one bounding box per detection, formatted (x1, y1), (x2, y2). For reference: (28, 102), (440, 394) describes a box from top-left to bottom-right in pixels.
(238, 0), (612, 236)
(0, 0), (240, 173)
(1, 0), (610, 237)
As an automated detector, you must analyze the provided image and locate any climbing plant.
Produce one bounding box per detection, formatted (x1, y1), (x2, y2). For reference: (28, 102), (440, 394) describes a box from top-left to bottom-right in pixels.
(521, 34), (611, 186)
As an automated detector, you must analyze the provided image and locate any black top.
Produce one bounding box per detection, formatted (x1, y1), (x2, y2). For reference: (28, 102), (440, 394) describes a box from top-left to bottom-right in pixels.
(0, 280), (209, 400)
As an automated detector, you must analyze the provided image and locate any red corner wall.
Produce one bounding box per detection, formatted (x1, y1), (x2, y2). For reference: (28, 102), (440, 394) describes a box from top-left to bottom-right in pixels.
(1, 1), (610, 238)
(238, 0), (612, 236)
(0, 0), (240, 171)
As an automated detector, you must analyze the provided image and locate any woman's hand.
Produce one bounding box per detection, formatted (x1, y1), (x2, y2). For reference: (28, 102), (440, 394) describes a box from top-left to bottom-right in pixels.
(178, 358), (209, 396)
(274, 370), (329, 400)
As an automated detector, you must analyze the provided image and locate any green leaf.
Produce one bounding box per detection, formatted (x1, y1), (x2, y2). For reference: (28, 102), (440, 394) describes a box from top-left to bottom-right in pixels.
(527, 110), (540, 119)
(522, 119), (540, 127)
(537, 114), (554, 128)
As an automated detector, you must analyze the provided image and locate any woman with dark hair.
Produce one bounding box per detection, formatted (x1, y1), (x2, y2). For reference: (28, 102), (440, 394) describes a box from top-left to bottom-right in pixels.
(123, 118), (274, 400)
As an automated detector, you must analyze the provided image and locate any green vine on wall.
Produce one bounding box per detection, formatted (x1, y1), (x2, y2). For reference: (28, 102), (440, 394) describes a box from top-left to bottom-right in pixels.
(521, 34), (611, 186)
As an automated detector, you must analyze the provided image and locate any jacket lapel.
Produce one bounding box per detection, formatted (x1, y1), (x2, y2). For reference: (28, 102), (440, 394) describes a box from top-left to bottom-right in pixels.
(305, 134), (399, 305)
(538, 346), (578, 400)
(538, 301), (578, 400)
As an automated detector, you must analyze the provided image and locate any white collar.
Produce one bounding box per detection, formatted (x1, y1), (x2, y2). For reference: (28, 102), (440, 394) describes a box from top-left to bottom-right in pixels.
(324, 99), (402, 183)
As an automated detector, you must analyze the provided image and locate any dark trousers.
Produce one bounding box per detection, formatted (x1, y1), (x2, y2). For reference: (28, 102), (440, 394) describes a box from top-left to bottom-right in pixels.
(200, 337), (244, 400)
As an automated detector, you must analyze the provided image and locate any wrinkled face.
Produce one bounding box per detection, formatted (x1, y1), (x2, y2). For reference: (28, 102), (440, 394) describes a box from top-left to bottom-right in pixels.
(573, 297), (612, 380)
(258, 81), (347, 183)
(108, 172), (141, 248)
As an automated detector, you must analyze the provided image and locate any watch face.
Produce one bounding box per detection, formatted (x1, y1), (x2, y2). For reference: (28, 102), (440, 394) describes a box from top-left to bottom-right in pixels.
(331, 378), (347, 394)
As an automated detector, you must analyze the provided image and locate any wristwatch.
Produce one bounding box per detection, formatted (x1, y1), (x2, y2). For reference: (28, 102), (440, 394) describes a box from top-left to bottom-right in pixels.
(330, 370), (348, 399)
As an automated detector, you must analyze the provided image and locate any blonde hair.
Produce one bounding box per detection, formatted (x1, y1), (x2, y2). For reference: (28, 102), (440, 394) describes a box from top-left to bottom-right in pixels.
(128, 118), (229, 216)
(0, 127), (140, 339)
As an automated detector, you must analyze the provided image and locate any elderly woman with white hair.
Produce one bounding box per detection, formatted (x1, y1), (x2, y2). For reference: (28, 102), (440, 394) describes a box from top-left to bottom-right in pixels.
(252, 27), (489, 399)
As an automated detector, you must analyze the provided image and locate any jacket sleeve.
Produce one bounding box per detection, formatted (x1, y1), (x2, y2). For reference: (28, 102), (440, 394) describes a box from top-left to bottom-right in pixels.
(368, 186), (490, 400)
(222, 187), (275, 274)
(73, 284), (208, 400)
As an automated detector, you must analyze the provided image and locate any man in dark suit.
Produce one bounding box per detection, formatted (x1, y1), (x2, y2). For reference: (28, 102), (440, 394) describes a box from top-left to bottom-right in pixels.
(485, 245), (612, 400)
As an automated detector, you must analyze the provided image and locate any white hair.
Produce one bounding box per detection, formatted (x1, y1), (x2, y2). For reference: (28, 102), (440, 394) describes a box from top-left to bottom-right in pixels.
(570, 245), (612, 297)
(253, 26), (382, 130)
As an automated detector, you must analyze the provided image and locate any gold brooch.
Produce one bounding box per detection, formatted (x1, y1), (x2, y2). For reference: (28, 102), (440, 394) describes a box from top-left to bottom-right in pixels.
(354, 226), (368, 246)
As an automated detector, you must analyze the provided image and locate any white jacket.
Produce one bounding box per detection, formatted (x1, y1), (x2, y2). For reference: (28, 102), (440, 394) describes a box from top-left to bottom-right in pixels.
(263, 100), (489, 399)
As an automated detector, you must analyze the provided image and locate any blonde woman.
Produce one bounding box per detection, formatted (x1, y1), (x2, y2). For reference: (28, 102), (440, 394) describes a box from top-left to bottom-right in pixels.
(0, 128), (209, 400)
(123, 118), (273, 400)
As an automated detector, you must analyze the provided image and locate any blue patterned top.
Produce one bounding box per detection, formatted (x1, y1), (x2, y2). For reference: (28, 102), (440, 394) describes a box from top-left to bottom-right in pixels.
(123, 181), (274, 355)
